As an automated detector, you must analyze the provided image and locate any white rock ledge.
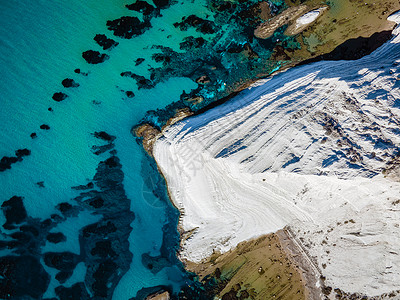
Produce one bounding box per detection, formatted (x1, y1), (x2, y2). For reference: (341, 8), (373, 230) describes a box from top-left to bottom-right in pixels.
(296, 9), (321, 26)
(154, 26), (400, 296)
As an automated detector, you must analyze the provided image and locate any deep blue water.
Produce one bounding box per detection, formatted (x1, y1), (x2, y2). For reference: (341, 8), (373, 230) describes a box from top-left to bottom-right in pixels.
(0, 0), (294, 298)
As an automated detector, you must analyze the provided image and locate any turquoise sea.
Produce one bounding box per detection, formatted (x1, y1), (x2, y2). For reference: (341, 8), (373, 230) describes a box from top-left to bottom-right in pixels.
(0, 0), (291, 298)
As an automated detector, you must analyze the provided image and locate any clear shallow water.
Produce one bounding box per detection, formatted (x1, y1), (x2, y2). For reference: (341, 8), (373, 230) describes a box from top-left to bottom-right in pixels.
(0, 0), (292, 298)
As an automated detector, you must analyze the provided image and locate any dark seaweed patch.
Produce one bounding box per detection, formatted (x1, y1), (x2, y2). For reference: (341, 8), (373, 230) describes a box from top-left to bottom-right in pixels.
(135, 58), (145, 66)
(179, 36), (206, 50)
(62, 78), (80, 88)
(94, 34), (119, 50)
(0, 149), (30, 172)
(0, 255), (50, 299)
(106, 16), (151, 39)
(126, 1), (156, 16)
(52, 92), (68, 101)
(121, 72), (155, 89)
(126, 91), (135, 98)
(93, 131), (115, 142)
(82, 50), (110, 64)
(46, 232), (66, 244)
(173, 15), (216, 34)
(1, 196), (27, 229)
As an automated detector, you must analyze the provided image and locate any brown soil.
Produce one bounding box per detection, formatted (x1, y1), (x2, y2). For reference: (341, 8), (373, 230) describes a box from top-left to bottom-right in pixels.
(185, 231), (315, 300)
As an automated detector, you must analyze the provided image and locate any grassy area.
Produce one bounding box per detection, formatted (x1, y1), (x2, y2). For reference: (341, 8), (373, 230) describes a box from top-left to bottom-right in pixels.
(185, 233), (307, 300)
(280, 0), (400, 62)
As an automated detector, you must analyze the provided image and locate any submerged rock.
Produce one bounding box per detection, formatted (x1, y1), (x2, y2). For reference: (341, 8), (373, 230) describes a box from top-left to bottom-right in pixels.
(46, 232), (66, 244)
(82, 50), (109, 64)
(93, 131), (115, 142)
(0, 255), (50, 299)
(121, 71), (155, 89)
(52, 92), (68, 102)
(173, 15), (216, 34)
(55, 282), (90, 299)
(0, 149), (30, 172)
(61, 78), (79, 88)
(94, 34), (119, 50)
(152, 0), (171, 9)
(126, 1), (155, 16)
(126, 91), (135, 98)
(106, 16), (150, 39)
(1, 196), (27, 229)
(135, 58), (145, 65)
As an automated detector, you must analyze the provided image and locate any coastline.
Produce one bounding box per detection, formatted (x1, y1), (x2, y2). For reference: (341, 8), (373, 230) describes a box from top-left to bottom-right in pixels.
(136, 6), (400, 300)
(148, 16), (400, 298)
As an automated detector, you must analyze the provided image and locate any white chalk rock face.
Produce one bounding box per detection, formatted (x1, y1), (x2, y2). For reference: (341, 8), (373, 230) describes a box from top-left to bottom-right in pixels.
(296, 9), (321, 26)
(154, 28), (400, 296)
(388, 10), (400, 24)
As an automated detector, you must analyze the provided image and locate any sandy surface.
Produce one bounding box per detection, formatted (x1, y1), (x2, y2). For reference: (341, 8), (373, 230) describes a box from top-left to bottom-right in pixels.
(154, 23), (400, 297)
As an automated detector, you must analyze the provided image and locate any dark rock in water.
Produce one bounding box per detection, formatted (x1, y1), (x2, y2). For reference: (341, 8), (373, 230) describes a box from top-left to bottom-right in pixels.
(135, 58), (145, 66)
(106, 16), (150, 39)
(41, 218), (53, 229)
(88, 196), (104, 208)
(92, 260), (118, 297)
(0, 149), (31, 172)
(90, 240), (116, 258)
(15, 148), (31, 157)
(126, 1), (155, 16)
(152, 52), (171, 65)
(57, 202), (72, 213)
(0, 255), (50, 299)
(10, 231), (31, 244)
(121, 71), (155, 89)
(74, 68), (81, 74)
(20, 225), (39, 237)
(126, 91), (135, 98)
(82, 221), (117, 238)
(48, 107), (53, 112)
(179, 36), (206, 50)
(72, 181), (94, 191)
(82, 50), (109, 64)
(55, 270), (73, 284)
(104, 156), (119, 168)
(40, 124), (50, 130)
(173, 15), (216, 34)
(92, 143), (114, 156)
(55, 282), (90, 300)
(142, 252), (170, 274)
(0, 156), (18, 172)
(1, 196), (27, 229)
(56, 202), (79, 217)
(43, 252), (80, 271)
(30, 132), (37, 139)
(73, 152), (134, 299)
(61, 78), (79, 88)
(46, 232), (66, 244)
(52, 92), (68, 102)
(152, 0), (171, 8)
(212, 1), (237, 12)
(37, 181), (45, 188)
(93, 131), (115, 142)
(91, 131), (115, 155)
(94, 34), (119, 50)
(51, 214), (63, 222)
